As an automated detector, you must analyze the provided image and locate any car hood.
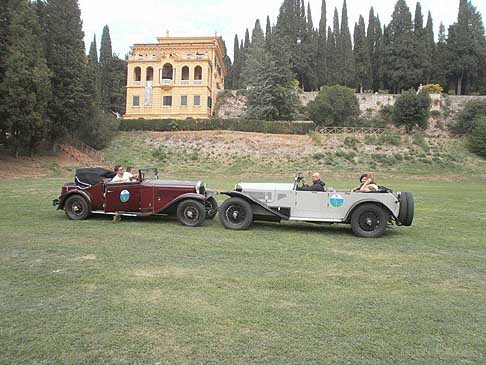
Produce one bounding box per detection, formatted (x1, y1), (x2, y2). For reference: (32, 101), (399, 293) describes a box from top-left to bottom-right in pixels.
(238, 183), (294, 192)
(142, 180), (199, 188)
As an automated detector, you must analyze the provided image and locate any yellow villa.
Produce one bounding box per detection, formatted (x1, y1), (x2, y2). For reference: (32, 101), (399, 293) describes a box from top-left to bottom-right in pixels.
(125, 35), (226, 120)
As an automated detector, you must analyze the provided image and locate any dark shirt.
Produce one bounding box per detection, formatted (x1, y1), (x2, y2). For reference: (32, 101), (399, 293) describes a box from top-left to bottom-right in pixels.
(297, 180), (326, 192)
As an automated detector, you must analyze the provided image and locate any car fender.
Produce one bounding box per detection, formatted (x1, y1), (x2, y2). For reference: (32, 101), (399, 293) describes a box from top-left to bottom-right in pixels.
(221, 191), (289, 220)
(160, 193), (207, 213)
(59, 190), (93, 211)
(344, 197), (398, 222)
(206, 189), (217, 199)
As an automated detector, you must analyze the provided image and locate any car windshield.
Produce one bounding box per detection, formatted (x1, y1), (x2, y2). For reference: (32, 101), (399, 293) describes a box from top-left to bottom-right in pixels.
(140, 168), (159, 180)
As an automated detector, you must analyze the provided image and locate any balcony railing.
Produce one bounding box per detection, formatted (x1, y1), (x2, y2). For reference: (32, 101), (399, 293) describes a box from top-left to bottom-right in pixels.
(193, 80), (203, 84)
(161, 79), (173, 85)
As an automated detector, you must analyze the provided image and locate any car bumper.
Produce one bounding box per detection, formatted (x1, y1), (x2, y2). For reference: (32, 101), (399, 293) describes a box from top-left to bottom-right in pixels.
(53, 199), (60, 209)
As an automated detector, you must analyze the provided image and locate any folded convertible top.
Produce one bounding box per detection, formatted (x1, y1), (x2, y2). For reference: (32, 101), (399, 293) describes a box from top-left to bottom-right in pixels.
(75, 168), (116, 188)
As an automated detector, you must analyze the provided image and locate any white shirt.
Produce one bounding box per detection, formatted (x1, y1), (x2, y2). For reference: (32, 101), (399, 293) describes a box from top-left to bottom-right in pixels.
(111, 172), (133, 183)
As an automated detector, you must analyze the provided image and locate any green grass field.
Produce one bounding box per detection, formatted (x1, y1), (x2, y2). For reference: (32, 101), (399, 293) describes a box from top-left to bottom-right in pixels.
(1, 170), (486, 364)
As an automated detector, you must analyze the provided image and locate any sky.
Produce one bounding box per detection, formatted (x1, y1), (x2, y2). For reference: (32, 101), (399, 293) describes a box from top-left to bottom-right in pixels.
(78, 0), (486, 60)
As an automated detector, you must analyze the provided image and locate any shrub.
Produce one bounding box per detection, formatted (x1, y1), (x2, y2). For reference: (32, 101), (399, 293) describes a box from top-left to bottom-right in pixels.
(377, 131), (401, 146)
(455, 99), (486, 134)
(422, 84), (444, 94)
(119, 119), (316, 135)
(79, 112), (120, 150)
(430, 110), (442, 119)
(307, 85), (360, 127)
(468, 116), (486, 158)
(343, 136), (360, 149)
(392, 89), (432, 131)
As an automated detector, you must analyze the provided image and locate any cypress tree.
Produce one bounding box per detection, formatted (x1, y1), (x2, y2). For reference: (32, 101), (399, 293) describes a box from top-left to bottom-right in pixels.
(266, 15), (272, 40)
(231, 34), (240, 89)
(317, 0), (327, 87)
(0, 1), (11, 136)
(244, 28), (250, 48)
(43, 0), (90, 141)
(110, 55), (127, 115)
(251, 19), (265, 48)
(1, 0), (51, 155)
(354, 15), (371, 92)
(219, 38), (233, 90)
(432, 22), (448, 88)
(87, 35), (101, 105)
(100, 25), (113, 112)
(424, 11), (435, 83)
(340, 0), (355, 87)
(447, 0), (486, 94)
(331, 7), (340, 81)
(413, 2), (429, 83)
(326, 25), (337, 85)
(367, 8), (383, 91)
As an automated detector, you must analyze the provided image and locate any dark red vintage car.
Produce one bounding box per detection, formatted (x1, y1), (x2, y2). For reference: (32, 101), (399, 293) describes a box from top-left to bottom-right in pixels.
(53, 168), (218, 227)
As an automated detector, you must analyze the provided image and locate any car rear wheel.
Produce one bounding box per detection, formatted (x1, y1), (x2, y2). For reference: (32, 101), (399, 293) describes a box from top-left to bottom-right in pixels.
(398, 192), (414, 226)
(64, 195), (90, 220)
(177, 199), (206, 227)
(350, 203), (390, 238)
(205, 197), (218, 220)
(219, 198), (253, 230)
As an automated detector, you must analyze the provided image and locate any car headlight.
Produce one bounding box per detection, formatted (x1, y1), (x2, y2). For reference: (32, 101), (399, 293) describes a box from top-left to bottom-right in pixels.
(196, 181), (207, 195)
(235, 184), (242, 192)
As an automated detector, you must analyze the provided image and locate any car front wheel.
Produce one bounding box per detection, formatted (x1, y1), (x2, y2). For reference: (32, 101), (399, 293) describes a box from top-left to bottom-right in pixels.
(177, 199), (206, 227)
(350, 203), (390, 238)
(64, 195), (90, 220)
(219, 197), (253, 230)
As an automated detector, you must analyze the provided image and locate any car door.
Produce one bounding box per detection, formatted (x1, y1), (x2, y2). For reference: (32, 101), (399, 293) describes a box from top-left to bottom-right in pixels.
(105, 183), (141, 213)
(292, 190), (329, 219)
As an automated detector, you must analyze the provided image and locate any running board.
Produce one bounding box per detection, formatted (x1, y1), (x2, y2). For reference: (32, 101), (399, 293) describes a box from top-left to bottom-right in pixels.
(91, 210), (167, 217)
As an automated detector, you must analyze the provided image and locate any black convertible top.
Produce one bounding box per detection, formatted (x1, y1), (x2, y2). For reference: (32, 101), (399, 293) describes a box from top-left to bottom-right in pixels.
(75, 168), (115, 188)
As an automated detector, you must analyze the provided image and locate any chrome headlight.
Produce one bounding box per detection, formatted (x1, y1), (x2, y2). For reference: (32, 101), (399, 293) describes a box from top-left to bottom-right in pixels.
(196, 181), (207, 195)
(235, 184), (243, 192)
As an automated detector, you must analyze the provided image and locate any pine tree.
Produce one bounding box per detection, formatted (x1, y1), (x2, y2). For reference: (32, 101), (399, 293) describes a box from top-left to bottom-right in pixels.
(43, 0), (90, 141)
(100, 25), (113, 112)
(316, 0), (327, 87)
(447, 0), (486, 94)
(354, 15), (371, 92)
(243, 31), (298, 120)
(1, 0), (51, 155)
(340, 0), (355, 87)
(383, 0), (423, 93)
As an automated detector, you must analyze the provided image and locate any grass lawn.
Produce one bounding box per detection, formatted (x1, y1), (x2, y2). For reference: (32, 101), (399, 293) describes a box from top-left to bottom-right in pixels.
(1, 172), (486, 364)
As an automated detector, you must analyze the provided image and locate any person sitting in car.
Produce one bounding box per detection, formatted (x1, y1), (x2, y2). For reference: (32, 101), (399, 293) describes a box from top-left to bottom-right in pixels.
(358, 173), (379, 192)
(352, 174), (368, 192)
(111, 165), (132, 183)
(126, 166), (139, 182)
(297, 172), (326, 192)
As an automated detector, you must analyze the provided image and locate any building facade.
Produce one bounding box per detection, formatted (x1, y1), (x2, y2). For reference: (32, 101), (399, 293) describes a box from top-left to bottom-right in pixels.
(125, 36), (226, 120)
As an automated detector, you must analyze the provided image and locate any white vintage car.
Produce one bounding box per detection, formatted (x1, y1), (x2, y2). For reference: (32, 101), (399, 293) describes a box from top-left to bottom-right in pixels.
(218, 174), (414, 238)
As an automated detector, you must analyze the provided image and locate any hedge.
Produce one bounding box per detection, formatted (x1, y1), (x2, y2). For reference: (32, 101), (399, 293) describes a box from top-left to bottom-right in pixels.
(119, 119), (316, 135)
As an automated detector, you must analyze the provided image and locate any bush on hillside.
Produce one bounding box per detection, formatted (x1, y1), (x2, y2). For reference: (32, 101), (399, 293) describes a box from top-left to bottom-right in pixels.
(454, 99), (486, 134)
(468, 116), (486, 158)
(392, 89), (432, 131)
(422, 84), (444, 94)
(307, 85), (360, 127)
(79, 112), (120, 150)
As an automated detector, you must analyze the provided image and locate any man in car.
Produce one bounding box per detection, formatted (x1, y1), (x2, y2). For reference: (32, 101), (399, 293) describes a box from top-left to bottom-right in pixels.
(111, 165), (132, 183)
(297, 172), (326, 192)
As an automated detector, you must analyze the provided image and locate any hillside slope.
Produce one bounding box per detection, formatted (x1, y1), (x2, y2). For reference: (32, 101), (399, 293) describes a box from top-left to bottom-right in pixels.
(102, 131), (486, 178)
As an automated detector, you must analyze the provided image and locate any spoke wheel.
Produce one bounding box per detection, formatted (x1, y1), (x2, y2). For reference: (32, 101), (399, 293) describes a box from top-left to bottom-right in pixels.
(65, 195), (90, 220)
(219, 198), (253, 230)
(177, 200), (206, 227)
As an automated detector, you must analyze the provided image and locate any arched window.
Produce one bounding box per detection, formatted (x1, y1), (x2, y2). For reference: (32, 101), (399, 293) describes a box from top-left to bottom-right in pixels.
(162, 63), (174, 82)
(146, 67), (154, 81)
(194, 66), (202, 81)
(181, 66), (190, 81)
(134, 67), (141, 82)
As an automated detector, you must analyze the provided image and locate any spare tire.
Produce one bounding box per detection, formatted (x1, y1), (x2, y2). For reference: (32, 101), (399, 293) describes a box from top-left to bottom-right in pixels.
(398, 192), (414, 226)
